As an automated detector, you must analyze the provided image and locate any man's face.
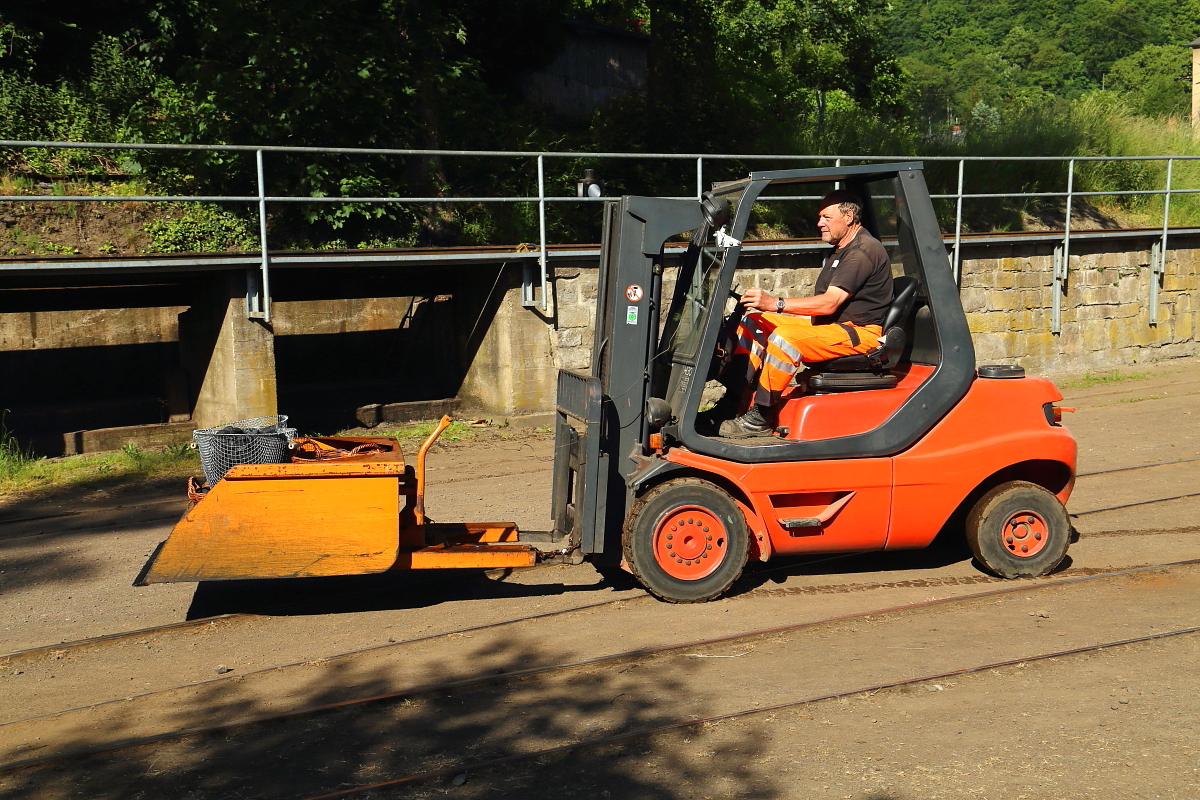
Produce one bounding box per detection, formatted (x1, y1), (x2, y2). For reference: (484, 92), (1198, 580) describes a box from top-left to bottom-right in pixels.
(816, 203), (855, 246)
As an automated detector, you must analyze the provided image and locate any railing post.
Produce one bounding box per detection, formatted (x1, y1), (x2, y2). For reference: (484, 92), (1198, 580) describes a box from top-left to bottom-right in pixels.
(1054, 159), (1074, 334)
(1151, 157), (1173, 325)
(522, 155), (549, 310)
(249, 148), (271, 322)
(1051, 244), (1063, 335)
(696, 156), (704, 200)
(538, 155), (548, 311)
(953, 159), (964, 284)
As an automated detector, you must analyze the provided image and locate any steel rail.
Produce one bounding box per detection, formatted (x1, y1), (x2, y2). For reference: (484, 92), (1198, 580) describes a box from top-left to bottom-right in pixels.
(6, 189), (1200, 204)
(2, 227), (1195, 277)
(303, 622), (1200, 800)
(0, 575), (636, 666)
(1075, 455), (1200, 478)
(3, 557), (1195, 773)
(2, 440), (1190, 664)
(1070, 491), (1200, 517)
(3, 455), (1190, 662)
(0, 615), (248, 665)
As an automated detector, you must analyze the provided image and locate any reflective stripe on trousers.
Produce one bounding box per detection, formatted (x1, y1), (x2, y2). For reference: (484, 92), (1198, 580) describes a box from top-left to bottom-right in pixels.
(734, 313), (882, 406)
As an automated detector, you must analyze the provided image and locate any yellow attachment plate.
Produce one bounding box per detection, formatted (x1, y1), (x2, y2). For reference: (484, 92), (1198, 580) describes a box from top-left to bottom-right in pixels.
(137, 475), (401, 584)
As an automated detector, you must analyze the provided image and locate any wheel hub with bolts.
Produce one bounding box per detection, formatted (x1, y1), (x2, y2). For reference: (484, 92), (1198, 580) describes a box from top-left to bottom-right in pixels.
(654, 506), (726, 580)
(1003, 510), (1049, 557)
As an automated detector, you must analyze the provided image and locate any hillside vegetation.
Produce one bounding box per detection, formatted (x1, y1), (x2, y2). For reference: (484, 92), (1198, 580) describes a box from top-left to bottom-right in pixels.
(0, 1), (1198, 251)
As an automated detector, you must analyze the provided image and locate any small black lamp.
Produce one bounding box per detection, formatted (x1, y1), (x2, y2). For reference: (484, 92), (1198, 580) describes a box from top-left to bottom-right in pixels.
(576, 168), (604, 198)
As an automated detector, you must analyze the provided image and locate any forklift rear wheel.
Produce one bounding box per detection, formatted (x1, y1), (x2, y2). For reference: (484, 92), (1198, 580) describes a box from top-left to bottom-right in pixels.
(623, 478), (750, 603)
(965, 480), (1070, 579)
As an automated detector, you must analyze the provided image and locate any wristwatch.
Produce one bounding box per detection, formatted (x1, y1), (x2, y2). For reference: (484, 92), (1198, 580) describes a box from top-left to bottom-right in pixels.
(775, 297), (785, 313)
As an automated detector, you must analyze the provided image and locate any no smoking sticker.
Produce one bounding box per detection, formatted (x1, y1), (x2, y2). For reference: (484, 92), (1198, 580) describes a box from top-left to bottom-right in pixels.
(625, 284), (643, 301)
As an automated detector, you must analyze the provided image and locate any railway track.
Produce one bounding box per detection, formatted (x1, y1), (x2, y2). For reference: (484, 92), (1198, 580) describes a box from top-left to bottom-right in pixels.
(3, 452), (1195, 666)
(3, 557), (1195, 776)
(1, 455), (1196, 799)
(303, 623), (1200, 800)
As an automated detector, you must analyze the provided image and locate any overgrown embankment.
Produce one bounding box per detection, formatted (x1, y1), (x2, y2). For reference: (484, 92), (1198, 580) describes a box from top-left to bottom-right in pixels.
(0, 175), (254, 257)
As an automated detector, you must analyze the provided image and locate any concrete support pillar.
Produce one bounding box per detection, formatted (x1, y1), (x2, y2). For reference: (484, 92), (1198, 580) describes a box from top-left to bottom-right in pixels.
(458, 268), (557, 416)
(185, 272), (278, 429)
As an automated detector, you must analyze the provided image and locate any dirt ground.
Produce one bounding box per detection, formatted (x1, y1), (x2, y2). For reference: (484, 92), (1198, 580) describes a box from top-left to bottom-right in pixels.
(0, 358), (1198, 799)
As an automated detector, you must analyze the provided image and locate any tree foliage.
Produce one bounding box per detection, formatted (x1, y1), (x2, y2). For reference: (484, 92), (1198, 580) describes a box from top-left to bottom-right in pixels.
(0, 0), (910, 243)
(891, 0), (1199, 131)
(3, 0), (1194, 247)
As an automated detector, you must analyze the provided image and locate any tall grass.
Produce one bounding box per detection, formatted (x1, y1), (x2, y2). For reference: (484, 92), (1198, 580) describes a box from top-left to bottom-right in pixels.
(914, 95), (1200, 232)
(0, 412), (39, 482)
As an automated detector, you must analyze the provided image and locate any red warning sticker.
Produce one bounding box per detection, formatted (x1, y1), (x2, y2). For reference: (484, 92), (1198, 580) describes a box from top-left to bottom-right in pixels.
(625, 284), (643, 302)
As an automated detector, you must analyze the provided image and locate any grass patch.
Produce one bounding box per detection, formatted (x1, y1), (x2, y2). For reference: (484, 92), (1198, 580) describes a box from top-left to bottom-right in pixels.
(0, 415), (38, 482)
(364, 420), (480, 443)
(1061, 370), (1150, 389)
(0, 442), (199, 498)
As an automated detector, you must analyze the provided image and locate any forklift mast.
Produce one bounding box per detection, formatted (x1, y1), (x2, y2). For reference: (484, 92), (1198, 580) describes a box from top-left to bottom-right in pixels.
(552, 197), (705, 561)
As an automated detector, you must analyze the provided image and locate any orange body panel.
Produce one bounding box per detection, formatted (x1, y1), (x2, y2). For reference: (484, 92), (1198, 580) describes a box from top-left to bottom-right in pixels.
(887, 375), (1076, 550)
(665, 449), (892, 555)
(775, 365), (933, 441)
(667, 375), (1074, 560)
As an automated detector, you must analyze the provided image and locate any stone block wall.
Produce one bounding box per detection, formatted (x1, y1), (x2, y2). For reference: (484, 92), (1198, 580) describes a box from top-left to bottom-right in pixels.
(960, 237), (1200, 374)
(545, 237), (1200, 380)
(5, 234), (1197, 450)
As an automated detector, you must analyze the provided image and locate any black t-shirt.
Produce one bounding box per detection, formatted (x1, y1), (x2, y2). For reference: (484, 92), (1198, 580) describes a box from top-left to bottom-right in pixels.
(812, 229), (893, 327)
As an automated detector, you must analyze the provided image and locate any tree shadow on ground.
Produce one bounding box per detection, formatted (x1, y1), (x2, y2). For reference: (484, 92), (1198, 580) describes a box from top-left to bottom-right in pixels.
(0, 631), (780, 800)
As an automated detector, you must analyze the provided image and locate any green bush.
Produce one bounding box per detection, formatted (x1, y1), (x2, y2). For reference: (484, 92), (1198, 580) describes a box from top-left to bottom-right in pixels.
(144, 204), (256, 253)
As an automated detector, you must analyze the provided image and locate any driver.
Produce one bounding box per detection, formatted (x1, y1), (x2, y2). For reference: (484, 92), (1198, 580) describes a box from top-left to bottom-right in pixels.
(711, 190), (894, 439)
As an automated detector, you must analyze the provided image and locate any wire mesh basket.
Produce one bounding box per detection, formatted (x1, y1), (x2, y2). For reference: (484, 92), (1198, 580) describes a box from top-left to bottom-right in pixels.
(193, 415), (296, 485)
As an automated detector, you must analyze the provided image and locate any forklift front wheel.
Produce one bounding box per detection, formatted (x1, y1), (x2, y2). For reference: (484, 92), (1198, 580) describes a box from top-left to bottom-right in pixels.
(965, 480), (1071, 579)
(623, 478), (750, 603)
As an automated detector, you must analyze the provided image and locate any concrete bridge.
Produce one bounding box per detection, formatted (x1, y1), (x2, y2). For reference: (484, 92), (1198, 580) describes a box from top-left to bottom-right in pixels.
(1, 228), (1197, 455)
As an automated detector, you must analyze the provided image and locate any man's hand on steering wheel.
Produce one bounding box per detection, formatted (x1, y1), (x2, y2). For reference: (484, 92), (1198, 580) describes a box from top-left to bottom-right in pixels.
(740, 287), (782, 313)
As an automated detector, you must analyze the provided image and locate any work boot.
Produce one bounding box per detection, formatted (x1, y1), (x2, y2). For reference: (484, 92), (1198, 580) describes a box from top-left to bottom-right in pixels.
(695, 390), (744, 435)
(718, 404), (774, 439)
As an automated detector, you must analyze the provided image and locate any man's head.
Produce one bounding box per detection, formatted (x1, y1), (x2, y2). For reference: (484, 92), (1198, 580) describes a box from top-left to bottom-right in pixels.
(816, 191), (863, 246)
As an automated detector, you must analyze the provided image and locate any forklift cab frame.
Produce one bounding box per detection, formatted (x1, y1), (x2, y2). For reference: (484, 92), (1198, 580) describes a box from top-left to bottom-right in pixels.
(552, 163), (1076, 602)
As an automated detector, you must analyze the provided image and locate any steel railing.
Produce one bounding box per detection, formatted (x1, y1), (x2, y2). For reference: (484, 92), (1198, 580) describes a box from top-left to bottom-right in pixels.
(1, 140), (1197, 328)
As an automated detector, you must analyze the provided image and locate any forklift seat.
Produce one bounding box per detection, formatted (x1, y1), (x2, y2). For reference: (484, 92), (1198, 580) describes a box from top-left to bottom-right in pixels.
(804, 275), (918, 393)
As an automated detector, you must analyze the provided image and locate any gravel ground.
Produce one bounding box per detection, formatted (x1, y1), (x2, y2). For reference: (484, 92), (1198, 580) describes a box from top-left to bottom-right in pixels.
(0, 358), (1197, 799)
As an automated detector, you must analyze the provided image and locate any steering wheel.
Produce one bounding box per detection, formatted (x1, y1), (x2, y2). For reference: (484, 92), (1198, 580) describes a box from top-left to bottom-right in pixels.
(707, 289), (746, 382)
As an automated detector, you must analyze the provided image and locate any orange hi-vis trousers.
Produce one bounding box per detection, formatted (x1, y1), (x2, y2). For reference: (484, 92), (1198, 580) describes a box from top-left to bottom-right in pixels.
(734, 313), (883, 406)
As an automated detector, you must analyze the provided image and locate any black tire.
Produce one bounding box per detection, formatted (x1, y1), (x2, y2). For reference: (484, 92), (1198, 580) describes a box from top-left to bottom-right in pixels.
(965, 480), (1071, 579)
(622, 478), (750, 603)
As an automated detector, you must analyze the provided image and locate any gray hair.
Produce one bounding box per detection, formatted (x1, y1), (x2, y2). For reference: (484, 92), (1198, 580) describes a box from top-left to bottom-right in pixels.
(819, 190), (863, 225)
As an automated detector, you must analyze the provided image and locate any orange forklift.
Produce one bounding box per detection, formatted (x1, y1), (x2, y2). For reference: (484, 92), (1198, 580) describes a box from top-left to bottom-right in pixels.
(137, 163), (1076, 603)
